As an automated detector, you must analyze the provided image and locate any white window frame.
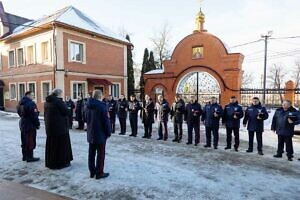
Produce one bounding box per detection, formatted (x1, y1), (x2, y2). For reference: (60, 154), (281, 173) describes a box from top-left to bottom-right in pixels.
(27, 81), (37, 102)
(41, 40), (51, 63)
(9, 83), (17, 101)
(70, 81), (88, 101)
(109, 82), (121, 99)
(8, 49), (16, 68)
(41, 81), (52, 103)
(18, 82), (26, 101)
(26, 44), (36, 65)
(17, 47), (25, 67)
(68, 39), (86, 64)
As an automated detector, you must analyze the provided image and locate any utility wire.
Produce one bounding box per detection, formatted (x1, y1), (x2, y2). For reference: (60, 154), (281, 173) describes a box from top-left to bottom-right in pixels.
(230, 39), (263, 48)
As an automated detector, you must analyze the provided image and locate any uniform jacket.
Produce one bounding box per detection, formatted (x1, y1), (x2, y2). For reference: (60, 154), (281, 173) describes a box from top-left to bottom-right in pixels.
(75, 99), (84, 121)
(271, 106), (300, 137)
(243, 103), (269, 132)
(222, 102), (244, 129)
(17, 96), (40, 132)
(170, 99), (185, 123)
(44, 95), (69, 136)
(155, 99), (170, 122)
(107, 99), (117, 120)
(118, 99), (129, 119)
(86, 98), (111, 144)
(128, 99), (141, 116)
(201, 102), (224, 128)
(65, 99), (75, 117)
(142, 100), (155, 124)
(184, 102), (202, 123)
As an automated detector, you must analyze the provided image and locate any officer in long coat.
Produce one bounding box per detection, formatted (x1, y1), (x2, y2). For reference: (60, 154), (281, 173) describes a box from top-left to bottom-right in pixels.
(128, 95), (141, 137)
(107, 95), (117, 134)
(118, 94), (129, 135)
(142, 94), (155, 139)
(17, 91), (40, 162)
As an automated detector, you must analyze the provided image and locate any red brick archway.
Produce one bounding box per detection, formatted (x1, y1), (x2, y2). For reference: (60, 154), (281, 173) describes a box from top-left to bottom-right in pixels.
(144, 30), (244, 106)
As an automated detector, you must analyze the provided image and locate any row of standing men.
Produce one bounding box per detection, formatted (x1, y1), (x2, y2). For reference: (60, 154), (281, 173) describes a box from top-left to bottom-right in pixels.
(67, 93), (300, 161)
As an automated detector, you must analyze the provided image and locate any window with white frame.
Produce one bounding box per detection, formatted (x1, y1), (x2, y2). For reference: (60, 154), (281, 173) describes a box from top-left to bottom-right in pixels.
(8, 50), (15, 67)
(72, 82), (86, 100)
(27, 82), (36, 100)
(110, 83), (120, 98)
(18, 83), (26, 100)
(69, 41), (84, 62)
(17, 48), (24, 66)
(41, 82), (51, 102)
(9, 83), (17, 100)
(41, 41), (49, 62)
(26, 45), (35, 65)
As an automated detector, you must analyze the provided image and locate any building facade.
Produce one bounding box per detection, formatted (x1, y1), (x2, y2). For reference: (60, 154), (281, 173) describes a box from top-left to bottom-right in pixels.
(0, 3), (130, 111)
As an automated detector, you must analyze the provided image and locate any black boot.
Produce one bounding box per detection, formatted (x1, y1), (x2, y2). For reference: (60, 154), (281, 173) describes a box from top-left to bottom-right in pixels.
(96, 173), (110, 179)
(258, 151), (264, 156)
(273, 154), (282, 158)
(172, 139), (178, 142)
(246, 149), (253, 153)
(224, 147), (231, 150)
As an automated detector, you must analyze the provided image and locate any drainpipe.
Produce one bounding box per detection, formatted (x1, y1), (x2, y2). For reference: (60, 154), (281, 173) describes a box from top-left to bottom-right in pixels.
(52, 22), (57, 88)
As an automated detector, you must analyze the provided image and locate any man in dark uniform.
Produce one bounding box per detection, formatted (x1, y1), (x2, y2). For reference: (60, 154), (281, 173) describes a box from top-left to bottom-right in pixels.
(170, 94), (185, 143)
(17, 91), (40, 162)
(86, 90), (111, 179)
(222, 96), (244, 151)
(65, 96), (75, 129)
(272, 100), (300, 161)
(107, 95), (117, 134)
(185, 95), (202, 146)
(155, 95), (170, 141)
(75, 96), (84, 130)
(201, 96), (223, 149)
(128, 95), (141, 137)
(142, 94), (155, 139)
(243, 97), (269, 155)
(118, 94), (128, 135)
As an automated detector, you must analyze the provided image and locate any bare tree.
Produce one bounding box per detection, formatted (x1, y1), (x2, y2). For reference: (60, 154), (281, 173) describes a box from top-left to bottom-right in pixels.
(267, 64), (287, 103)
(241, 71), (254, 88)
(150, 23), (172, 69)
(292, 60), (300, 89)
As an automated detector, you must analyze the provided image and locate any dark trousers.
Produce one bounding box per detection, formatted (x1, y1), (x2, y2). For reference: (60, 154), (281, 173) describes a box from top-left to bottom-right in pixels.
(174, 122), (183, 141)
(205, 126), (219, 147)
(88, 143), (106, 176)
(129, 114), (138, 136)
(119, 117), (127, 134)
(277, 135), (294, 158)
(248, 131), (263, 151)
(110, 119), (116, 133)
(158, 121), (168, 140)
(226, 127), (240, 149)
(21, 129), (37, 160)
(68, 115), (73, 128)
(144, 122), (153, 138)
(187, 121), (200, 144)
(78, 119), (84, 129)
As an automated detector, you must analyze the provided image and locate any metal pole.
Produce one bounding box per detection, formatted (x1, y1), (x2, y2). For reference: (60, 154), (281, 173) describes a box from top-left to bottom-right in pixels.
(196, 72), (199, 102)
(262, 35), (268, 105)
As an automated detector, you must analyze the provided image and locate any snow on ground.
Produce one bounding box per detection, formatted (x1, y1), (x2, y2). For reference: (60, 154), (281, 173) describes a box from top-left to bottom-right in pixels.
(0, 112), (300, 200)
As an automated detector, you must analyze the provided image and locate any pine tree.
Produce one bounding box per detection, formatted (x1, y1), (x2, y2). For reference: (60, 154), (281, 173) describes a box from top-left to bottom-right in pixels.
(148, 51), (156, 71)
(140, 48), (149, 100)
(126, 35), (135, 97)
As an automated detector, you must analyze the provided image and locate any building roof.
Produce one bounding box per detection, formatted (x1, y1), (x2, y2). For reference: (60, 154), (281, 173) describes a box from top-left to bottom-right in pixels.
(5, 12), (31, 34)
(145, 68), (165, 75)
(3, 6), (129, 44)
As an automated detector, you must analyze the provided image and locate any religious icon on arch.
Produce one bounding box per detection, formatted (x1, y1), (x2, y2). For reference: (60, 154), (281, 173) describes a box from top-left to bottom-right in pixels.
(192, 46), (204, 59)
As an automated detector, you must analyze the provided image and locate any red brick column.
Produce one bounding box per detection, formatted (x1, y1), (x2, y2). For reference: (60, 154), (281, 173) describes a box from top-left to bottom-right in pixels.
(285, 80), (295, 106)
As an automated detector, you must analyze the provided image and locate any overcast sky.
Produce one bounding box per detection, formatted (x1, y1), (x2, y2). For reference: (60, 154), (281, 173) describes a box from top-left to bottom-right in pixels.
(2, 0), (300, 86)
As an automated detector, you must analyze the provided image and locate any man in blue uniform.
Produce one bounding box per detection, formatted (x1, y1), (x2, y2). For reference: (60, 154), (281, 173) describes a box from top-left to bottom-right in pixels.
(170, 94), (185, 143)
(17, 91), (40, 162)
(243, 97), (269, 155)
(86, 90), (111, 179)
(271, 100), (300, 161)
(222, 96), (244, 151)
(202, 97), (223, 149)
(185, 95), (202, 146)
